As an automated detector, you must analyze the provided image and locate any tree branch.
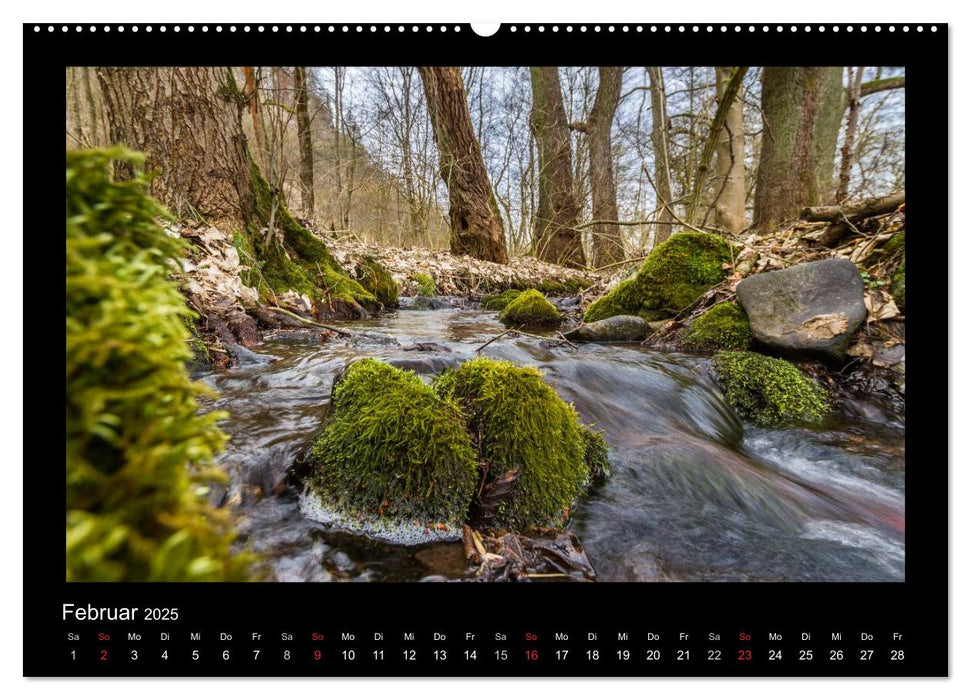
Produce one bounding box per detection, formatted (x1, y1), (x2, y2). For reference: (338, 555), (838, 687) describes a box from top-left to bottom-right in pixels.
(860, 76), (905, 97)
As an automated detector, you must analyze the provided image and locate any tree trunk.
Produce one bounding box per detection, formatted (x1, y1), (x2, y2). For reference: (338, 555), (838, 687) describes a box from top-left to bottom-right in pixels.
(648, 67), (675, 246)
(242, 67), (263, 157)
(419, 66), (508, 263)
(835, 67), (865, 204)
(752, 66), (845, 231)
(98, 67), (253, 230)
(293, 66), (315, 217)
(98, 67), (374, 315)
(712, 66), (748, 233)
(528, 67), (584, 267)
(586, 66), (624, 267)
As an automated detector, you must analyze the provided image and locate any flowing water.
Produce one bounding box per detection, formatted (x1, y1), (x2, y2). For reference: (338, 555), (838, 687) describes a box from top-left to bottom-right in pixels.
(201, 304), (905, 583)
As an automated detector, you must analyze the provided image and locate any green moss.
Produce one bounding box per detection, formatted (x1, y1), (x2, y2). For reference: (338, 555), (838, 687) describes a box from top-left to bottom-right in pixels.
(481, 289), (523, 311)
(584, 232), (734, 322)
(891, 256), (905, 313)
(242, 153), (376, 311)
(66, 148), (251, 581)
(434, 358), (602, 528)
(356, 257), (398, 309)
(309, 359), (478, 526)
(883, 232), (905, 257)
(414, 273), (437, 297)
(712, 351), (831, 427)
(499, 289), (562, 327)
(536, 277), (592, 295)
(581, 427), (611, 480)
(683, 302), (752, 351)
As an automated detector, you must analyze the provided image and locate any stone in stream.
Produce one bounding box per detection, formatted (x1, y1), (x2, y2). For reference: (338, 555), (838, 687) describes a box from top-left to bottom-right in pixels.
(350, 331), (400, 347)
(735, 258), (866, 360)
(400, 296), (459, 310)
(224, 343), (278, 367)
(563, 315), (652, 343)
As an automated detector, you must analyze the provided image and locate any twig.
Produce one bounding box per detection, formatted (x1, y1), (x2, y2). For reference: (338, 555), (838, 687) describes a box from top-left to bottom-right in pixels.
(474, 329), (515, 353)
(265, 306), (357, 337)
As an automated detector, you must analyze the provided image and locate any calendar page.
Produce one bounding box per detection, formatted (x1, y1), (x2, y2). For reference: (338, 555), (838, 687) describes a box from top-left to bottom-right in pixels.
(33, 21), (945, 677)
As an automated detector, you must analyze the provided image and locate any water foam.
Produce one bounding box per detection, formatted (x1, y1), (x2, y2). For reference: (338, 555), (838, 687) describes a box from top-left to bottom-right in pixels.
(298, 490), (463, 545)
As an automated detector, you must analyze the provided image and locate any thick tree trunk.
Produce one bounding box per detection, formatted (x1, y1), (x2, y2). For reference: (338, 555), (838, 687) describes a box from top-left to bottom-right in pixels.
(586, 66), (624, 267)
(712, 66), (748, 233)
(529, 67), (584, 267)
(648, 67), (675, 246)
(293, 66), (315, 217)
(753, 66), (845, 231)
(98, 67), (253, 230)
(418, 66), (508, 264)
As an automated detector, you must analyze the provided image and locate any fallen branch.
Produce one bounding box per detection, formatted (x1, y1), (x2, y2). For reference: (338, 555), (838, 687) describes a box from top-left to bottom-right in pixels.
(475, 327), (578, 354)
(800, 192), (904, 223)
(265, 306), (357, 337)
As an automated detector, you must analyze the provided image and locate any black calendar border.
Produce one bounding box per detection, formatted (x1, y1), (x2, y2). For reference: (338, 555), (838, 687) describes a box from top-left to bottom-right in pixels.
(28, 23), (948, 677)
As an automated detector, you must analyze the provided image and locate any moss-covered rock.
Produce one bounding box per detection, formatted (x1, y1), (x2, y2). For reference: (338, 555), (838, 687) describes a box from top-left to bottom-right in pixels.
(309, 359), (478, 527)
(481, 289), (523, 311)
(683, 302), (752, 351)
(414, 273), (437, 297)
(883, 232), (905, 257)
(580, 427), (611, 480)
(712, 351), (831, 427)
(499, 289), (562, 327)
(434, 358), (602, 528)
(584, 232), (734, 322)
(356, 257), (398, 309)
(891, 256), (906, 313)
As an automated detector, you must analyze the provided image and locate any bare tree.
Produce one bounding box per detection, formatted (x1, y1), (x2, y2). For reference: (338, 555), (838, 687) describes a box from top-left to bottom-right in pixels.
(293, 66), (315, 217)
(529, 67), (584, 267)
(583, 66), (625, 267)
(648, 67), (675, 245)
(712, 66), (748, 232)
(418, 66), (508, 263)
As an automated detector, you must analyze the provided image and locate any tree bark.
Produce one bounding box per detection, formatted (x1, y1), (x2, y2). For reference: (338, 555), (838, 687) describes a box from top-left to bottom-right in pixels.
(528, 67), (584, 267)
(712, 66), (748, 232)
(419, 66), (508, 263)
(648, 67), (675, 245)
(752, 66), (845, 231)
(293, 66), (315, 217)
(586, 66), (625, 267)
(98, 67), (253, 230)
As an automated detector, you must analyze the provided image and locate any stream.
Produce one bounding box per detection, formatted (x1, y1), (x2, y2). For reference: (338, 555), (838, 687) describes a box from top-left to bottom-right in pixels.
(200, 304), (905, 583)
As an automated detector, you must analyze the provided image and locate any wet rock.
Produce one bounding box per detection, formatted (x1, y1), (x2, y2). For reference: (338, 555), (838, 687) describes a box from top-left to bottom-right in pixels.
(225, 343), (279, 367)
(350, 331), (400, 347)
(736, 258), (866, 360)
(226, 310), (261, 347)
(401, 342), (452, 352)
(563, 315), (651, 343)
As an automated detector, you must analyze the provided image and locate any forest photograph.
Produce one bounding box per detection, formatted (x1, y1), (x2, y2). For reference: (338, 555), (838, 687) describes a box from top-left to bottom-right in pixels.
(66, 65), (906, 583)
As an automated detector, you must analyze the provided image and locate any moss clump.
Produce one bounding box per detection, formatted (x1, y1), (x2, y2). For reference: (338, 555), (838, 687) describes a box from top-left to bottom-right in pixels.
(584, 232), (734, 322)
(481, 289), (523, 311)
(536, 278), (592, 295)
(356, 257), (398, 309)
(414, 273), (437, 297)
(499, 289), (562, 327)
(309, 359), (478, 526)
(712, 351), (831, 427)
(883, 232), (905, 257)
(683, 302), (752, 351)
(238, 153), (376, 312)
(434, 358), (600, 528)
(66, 149), (250, 581)
(891, 256), (906, 313)
(581, 427), (611, 480)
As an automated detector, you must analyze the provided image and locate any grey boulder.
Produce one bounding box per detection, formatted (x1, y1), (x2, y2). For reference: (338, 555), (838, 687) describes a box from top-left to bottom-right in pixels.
(735, 258), (865, 359)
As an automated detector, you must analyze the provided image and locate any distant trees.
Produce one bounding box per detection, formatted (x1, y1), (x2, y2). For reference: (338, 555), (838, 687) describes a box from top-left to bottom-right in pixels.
(528, 67), (583, 267)
(419, 66), (508, 263)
